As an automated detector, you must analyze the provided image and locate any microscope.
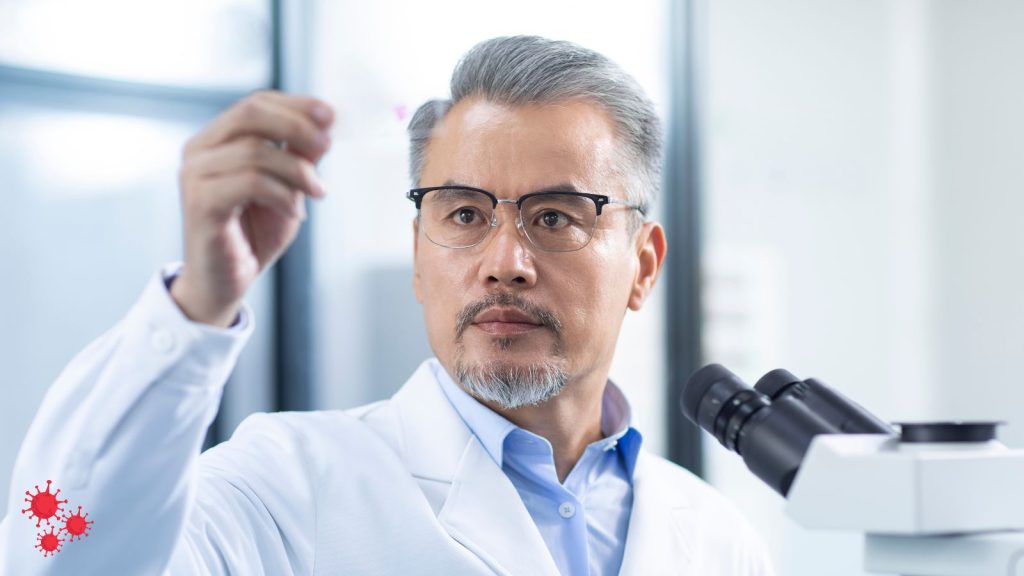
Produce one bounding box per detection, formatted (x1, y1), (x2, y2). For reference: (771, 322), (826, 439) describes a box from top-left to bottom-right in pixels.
(682, 364), (1024, 576)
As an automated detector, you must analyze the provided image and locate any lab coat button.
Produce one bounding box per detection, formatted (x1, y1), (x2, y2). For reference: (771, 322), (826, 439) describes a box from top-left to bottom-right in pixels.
(558, 502), (576, 519)
(151, 328), (176, 353)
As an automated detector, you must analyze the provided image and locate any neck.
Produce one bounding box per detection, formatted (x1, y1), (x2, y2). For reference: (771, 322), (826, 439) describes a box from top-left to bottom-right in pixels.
(485, 373), (608, 483)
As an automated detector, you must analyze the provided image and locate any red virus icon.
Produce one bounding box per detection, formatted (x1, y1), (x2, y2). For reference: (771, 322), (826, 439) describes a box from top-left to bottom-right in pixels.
(21, 480), (68, 528)
(21, 480), (93, 556)
(60, 505), (94, 542)
(35, 527), (63, 557)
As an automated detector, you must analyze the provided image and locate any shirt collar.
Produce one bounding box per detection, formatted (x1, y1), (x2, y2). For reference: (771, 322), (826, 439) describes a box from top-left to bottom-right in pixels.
(430, 358), (643, 476)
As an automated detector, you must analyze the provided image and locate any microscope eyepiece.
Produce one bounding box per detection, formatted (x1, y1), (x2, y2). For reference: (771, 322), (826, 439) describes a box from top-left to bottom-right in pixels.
(681, 364), (772, 453)
(681, 364), (895, 496)
(753, 368), (804, 398)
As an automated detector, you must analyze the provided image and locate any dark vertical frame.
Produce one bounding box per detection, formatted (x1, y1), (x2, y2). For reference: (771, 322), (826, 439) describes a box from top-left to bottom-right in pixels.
(205, 0), (295, 448)
(270, 0), (315, 412)
(664, 0), (705, 476)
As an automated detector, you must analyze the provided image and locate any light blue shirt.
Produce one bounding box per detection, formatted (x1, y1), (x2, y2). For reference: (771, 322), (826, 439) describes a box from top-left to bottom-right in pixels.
(431, 359), (643, 576)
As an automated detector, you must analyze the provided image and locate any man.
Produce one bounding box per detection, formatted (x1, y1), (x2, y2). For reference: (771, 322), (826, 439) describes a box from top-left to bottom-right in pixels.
(0, 36), (772, 575)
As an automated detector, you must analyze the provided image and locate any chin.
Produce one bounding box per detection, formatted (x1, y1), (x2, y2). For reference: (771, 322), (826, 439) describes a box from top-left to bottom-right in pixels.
(452, 352), (570, 410)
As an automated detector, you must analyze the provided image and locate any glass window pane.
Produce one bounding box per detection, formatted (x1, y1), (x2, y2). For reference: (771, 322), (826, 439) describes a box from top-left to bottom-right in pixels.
(0, 0), (271, 90)
(0, 100), (273, 517)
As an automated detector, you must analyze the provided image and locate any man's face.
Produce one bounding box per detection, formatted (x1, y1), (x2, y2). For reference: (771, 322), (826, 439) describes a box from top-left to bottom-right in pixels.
(413, 96), (654, 404)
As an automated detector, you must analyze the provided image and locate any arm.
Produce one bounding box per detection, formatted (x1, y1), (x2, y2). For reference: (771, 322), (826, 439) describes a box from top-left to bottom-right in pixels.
(1, 267), (250, 574)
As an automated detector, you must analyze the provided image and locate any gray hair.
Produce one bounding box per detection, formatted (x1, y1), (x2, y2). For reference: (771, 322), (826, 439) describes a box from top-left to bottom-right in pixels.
(407, 35), (662, 218)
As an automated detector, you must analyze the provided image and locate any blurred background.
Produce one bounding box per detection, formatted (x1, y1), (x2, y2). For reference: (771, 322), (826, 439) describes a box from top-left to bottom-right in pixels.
(2, 1), (1023, 574)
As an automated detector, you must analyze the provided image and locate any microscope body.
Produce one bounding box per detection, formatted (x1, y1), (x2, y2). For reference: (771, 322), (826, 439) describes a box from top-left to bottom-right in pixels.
(789, 434), (1024, 575)
(682, 364), (1024, 576)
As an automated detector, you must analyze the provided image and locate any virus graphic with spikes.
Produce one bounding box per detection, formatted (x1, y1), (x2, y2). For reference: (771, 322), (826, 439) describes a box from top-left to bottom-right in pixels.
(35, 527), (63, 557)
(57, 504), (94, 541)
(22, 480), (68, 528)
(60, 505), (94, 542)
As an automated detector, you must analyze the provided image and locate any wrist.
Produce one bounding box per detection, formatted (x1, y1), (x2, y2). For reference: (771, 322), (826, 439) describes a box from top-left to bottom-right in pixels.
(169, 274), (241, 328)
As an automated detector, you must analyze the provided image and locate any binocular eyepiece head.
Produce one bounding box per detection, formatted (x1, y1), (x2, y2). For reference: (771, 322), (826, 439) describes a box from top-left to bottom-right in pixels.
(681, 364), (894, 496)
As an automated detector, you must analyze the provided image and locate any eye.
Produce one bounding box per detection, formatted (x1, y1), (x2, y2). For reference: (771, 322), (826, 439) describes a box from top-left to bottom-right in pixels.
(451, 207), (484, 225)
(536, 210), (569, 229)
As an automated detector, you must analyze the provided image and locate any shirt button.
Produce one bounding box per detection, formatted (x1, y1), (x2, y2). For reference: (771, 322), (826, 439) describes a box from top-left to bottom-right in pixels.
(558, 502), (576, 519)
(151, 328), (176, 354)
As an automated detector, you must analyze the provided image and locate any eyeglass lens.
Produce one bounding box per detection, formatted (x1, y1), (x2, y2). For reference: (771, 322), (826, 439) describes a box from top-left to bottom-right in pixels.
(419, 188), (598, 252)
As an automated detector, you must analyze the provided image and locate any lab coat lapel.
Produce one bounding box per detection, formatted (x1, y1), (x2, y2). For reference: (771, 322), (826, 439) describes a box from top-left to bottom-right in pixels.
(389, 361), (474, 484)
(438, 437), (561, 576)
(390, 361), (560, 576)
(619, 452), (695, 575)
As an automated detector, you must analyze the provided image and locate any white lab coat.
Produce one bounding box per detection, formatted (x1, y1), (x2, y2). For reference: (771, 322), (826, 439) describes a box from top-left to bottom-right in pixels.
(0, 269), (773, 575)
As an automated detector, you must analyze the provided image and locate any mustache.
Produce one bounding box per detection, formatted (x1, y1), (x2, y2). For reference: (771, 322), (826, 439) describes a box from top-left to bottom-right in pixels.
(455, 293), (563, 339)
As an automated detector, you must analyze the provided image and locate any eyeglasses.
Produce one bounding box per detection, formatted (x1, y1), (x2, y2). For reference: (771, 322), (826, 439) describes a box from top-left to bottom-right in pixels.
(407, 185), (645, 252)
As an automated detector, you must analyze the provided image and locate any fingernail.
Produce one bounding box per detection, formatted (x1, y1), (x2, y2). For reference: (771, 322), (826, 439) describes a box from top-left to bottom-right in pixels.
(297, 198), (308, 220)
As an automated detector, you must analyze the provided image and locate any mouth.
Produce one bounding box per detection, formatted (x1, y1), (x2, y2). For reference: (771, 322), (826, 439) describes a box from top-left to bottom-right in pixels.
(471, 307), (545, 336)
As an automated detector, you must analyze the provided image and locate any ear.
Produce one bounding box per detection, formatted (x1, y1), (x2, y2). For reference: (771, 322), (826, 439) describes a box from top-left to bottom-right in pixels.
(412, 217), (424, 304)
(627, 221), (667, 311)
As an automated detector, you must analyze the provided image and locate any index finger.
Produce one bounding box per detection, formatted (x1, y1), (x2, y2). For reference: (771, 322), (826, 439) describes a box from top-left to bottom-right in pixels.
(189, 93), (332, 162)
(257, 91), (335, 129)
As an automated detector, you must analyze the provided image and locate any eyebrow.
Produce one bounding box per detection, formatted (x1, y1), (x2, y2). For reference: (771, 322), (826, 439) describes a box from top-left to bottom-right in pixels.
(441, 179), (583, 195)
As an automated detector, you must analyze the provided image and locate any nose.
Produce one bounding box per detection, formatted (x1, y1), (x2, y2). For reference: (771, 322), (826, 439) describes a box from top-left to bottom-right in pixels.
(477, 204), (538, 289)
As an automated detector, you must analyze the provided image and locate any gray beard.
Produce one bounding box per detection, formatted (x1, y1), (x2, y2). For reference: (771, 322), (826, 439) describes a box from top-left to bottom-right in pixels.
(452, 292), (568, 409)
(455, 360), (569, 410)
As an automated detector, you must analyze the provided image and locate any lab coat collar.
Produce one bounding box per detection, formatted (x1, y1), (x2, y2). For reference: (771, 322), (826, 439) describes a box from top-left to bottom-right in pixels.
(437, 435), (563, 576)
(391, 360), (561, 576)
(389, 359), (693, 576)
(619, 453), (696, 574)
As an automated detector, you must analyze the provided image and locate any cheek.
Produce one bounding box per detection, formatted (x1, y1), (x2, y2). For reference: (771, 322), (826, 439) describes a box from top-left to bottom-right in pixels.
(557, 277), (590, 333)
(553, 254), (633, 339)
(419, 253), (474, 329)
(589, 238), (636, 295)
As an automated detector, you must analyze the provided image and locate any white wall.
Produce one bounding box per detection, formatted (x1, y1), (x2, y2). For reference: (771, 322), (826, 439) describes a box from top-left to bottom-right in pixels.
(929, 0), (1024, 443)
(702, 1), (1024, 574)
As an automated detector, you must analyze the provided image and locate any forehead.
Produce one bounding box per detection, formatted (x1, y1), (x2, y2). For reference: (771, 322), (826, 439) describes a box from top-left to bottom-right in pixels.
(419, 96), (622, 197)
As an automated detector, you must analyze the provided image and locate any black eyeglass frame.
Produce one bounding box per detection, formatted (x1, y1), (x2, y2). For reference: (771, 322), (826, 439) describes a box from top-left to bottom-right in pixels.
(406, 185), (647, 216)
(407, 185), (647, 252)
